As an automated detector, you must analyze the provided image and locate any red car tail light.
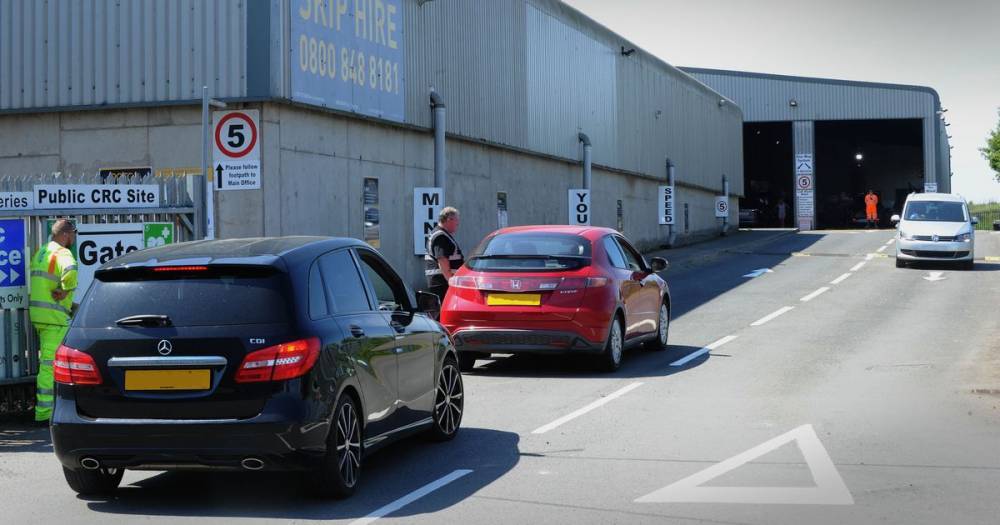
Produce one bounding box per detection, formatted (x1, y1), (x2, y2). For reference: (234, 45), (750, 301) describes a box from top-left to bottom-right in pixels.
(450, 275), (607, 292)
(235, 338), (321, 383)
(53, 344), (103, 385)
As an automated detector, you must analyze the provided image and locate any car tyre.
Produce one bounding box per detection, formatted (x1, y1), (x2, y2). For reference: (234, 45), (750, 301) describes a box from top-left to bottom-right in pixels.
(895, 258), (906, 268)
(598, 316), (624, 372)
(62, 465), (124, 496)
(644, 302), (669, 352)
(427, 356), (463, 442)
(310, 394), (363, 499)
(961, 260), (974, 271)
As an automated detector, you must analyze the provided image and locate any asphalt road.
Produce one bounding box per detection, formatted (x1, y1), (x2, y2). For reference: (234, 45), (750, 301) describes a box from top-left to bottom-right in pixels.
(3, 229), (999, 525)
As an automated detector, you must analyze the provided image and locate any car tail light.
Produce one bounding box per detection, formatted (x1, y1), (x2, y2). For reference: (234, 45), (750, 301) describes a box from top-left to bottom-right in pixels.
(449, 275), (608, 292)
(53, 344), (102, 385)
(235, 338), (321, 383)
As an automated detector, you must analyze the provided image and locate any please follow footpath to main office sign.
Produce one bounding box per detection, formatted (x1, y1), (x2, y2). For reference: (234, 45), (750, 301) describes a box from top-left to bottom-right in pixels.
(213, 110), (262, 191)
(33, 185), (160, 210)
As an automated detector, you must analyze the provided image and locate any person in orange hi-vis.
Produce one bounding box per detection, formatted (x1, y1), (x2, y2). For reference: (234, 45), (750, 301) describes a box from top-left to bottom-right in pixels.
(864, 190), (879, 228)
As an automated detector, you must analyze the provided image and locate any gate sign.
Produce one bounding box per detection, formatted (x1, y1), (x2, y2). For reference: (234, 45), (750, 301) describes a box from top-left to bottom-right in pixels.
(796, 174), (814, 190)
(0, 218), (28, 309)
(76, 223), (175, 298)
(569, 189), (591, 226)
(715, 197), (729, 218)
(658, 185), (675, 225)
(213, 110), (261, 191)
(796, 154), (814, 175)
(413, 188), (443, 255)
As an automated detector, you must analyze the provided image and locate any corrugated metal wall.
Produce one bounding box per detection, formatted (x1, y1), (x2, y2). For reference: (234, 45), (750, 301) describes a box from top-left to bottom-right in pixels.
(0, 0), (246, 110)
(686, 69), (936, 123)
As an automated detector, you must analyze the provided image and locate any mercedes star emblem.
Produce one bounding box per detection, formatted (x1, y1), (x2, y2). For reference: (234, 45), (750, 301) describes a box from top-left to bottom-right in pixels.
(157, 340), (173, 356)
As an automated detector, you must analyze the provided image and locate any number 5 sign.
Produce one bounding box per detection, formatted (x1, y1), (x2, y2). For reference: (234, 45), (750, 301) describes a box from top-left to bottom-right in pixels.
(213, 110), (261, 191)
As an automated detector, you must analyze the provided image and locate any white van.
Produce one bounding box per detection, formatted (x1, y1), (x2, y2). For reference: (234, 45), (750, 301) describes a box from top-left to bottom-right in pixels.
(891, 193), (977, 269)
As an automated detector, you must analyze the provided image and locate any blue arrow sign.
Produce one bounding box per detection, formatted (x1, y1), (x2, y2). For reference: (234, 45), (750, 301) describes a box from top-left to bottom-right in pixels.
(0, 218), (27, 287)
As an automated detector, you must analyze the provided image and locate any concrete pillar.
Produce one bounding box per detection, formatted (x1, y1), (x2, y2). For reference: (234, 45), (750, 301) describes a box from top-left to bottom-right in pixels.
(792, 120), (815, 230)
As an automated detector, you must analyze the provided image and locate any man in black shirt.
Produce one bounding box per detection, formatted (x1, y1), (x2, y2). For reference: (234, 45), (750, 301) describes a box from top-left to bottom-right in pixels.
(425, 206), (463, 300)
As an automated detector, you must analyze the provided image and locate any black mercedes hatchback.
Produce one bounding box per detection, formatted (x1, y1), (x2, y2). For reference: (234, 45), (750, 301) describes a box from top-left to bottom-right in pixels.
(51, 237), (463, 498)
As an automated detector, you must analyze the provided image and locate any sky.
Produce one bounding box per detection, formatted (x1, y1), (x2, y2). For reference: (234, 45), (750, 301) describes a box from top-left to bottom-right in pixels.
(563, 0), (1000, 202)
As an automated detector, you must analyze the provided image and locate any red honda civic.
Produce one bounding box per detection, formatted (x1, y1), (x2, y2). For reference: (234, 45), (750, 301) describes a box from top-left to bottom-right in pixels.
(440, 226), (670, 372)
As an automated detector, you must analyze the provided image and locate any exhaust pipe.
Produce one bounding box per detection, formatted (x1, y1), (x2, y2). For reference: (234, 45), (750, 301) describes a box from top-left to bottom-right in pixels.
(241, 457), (265, 471)
(80, 457), (101, 470)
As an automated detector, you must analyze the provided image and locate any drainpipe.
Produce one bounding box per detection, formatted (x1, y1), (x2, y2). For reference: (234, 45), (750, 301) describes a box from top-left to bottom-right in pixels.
(578, 133), (592, 189)
(721, 174), (730, 236)
(430, 90), (447, 201)
(667, 158), (677, 247)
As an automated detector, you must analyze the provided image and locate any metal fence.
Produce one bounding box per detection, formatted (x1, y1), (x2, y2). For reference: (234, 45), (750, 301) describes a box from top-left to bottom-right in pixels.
(0, 170), (203, 415)
(971, 203), (1000, 231)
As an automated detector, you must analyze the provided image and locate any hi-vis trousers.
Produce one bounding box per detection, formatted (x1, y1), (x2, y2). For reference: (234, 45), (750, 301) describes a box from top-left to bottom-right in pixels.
(34, 324), (68, 421)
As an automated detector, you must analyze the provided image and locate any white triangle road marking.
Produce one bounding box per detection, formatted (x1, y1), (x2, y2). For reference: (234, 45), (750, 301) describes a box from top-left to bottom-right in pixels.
(923, 271), (946, 282)
(636, 424), (854, 505)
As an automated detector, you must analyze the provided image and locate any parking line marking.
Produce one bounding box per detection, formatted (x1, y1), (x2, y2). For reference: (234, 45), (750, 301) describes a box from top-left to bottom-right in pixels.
(800, 287), (830, 302)
(531, 382), (644, 434)
(986, 256), (1000, 262)
(830, 273), (852, 285)
(670, 335), (738, 367)
(850, 261), (866, 272)
(751, 306), (795, 327)
(876, 245), (888, 253)
(886, 239), (896, 245)
(350, 469), (473, 525)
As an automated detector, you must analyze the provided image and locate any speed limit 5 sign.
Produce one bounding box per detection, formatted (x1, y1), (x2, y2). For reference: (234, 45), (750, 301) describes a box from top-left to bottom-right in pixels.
(213, 110), (261, 191)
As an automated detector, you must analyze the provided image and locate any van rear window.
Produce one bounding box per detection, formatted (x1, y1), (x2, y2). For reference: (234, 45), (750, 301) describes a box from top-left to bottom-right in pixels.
(75, 266), (291, 327)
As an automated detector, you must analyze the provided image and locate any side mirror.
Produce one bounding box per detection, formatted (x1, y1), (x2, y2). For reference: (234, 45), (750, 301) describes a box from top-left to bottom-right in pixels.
(890, 214), (901, 224)
(971, 217), (979, 225)
(649, 257), (669, 273)
(416, 291), (442, 315)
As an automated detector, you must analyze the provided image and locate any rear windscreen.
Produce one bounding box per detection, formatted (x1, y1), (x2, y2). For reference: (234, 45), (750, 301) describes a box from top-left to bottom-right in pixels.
(75, 267), (292, 328)
(467, 233), (592, 271)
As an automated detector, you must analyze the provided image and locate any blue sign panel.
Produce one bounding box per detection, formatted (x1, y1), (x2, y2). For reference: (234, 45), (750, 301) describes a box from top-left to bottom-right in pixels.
(0, 219), (27, 288)
(290, 0), (405, 123)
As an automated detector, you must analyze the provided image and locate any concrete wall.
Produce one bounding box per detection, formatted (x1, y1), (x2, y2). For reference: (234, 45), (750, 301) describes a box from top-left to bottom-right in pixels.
(0, 103), (735, 288)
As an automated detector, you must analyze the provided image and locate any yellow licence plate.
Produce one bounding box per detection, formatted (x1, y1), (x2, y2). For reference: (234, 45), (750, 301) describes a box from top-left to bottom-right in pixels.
(487, 293), (542, 306)
(125, 369), (211, 391)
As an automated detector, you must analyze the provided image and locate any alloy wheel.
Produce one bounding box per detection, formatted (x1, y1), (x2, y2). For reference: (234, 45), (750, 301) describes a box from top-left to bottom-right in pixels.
(611, 321), (623, 364)
(335, 401), (361, 488)
(435, 363), (464, 436)
(658, 305), (669, 345)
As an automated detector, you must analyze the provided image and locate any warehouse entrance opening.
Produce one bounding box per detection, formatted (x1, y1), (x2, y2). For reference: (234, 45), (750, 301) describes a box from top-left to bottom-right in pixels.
(741, 122), (794, 228)
(814, 119), (924, 229)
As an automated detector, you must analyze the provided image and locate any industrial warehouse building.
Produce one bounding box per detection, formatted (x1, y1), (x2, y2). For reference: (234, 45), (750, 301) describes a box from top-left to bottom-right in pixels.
(0, 0), (743, 287)
(683, 68), (951, 230)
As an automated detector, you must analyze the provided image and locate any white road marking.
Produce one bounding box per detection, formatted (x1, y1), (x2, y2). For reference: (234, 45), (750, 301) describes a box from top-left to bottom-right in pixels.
(635, 424), (854, 505)
(923, 271), (946, 282)
(865, 254), (875, 261)
(750, 306), (794, 327)
(800, 287), (831, 302)
(876, 245), (888, 253)
(849, 261), (866, 272)
(743, 268), (774, 278)
(669, 335), (738, 367)
(531, 382), (644, 434)
(830, 273), (852, 285)
(350, 469), (474, 525)
(886, 239), (896, 245)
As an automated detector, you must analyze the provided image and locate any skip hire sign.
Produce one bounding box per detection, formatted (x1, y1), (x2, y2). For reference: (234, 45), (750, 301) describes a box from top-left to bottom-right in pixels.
(291, 0), (405, 122)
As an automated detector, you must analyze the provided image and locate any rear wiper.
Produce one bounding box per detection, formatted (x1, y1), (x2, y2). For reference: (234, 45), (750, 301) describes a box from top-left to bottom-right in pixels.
(115, 314), (173, 327)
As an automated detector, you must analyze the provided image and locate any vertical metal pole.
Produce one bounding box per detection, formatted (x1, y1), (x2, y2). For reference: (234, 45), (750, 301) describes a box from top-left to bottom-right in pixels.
(578, 133), (592, 189)
(722, 174), (730, 235)
(201, 86), (215, 240)
(430, 90), (447, 203)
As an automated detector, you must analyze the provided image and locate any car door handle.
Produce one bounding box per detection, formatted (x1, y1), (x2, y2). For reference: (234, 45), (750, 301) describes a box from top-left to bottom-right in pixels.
(349, 325), (365, 338)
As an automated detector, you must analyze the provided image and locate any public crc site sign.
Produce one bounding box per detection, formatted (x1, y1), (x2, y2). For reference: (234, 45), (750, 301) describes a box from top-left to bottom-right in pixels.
(34, 185), (160, 210)
(291, 0), (405, 122)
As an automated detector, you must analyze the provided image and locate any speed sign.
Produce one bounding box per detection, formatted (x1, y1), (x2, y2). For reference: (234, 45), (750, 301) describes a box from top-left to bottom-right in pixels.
(715, 197), (729, 218)
(212, 110), (261, 191)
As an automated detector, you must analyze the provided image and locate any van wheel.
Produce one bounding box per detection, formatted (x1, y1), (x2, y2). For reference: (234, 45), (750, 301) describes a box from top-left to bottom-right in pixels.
(311, 395), (362, 499)
(645, 303), (669, 352)
(62, 465), (124, 496)
(598, 317), (624, 372)
(427, 357), (463, 441)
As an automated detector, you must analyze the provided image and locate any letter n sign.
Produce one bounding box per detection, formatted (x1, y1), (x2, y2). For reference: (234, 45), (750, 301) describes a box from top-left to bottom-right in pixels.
(569, 189), (591, 226)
